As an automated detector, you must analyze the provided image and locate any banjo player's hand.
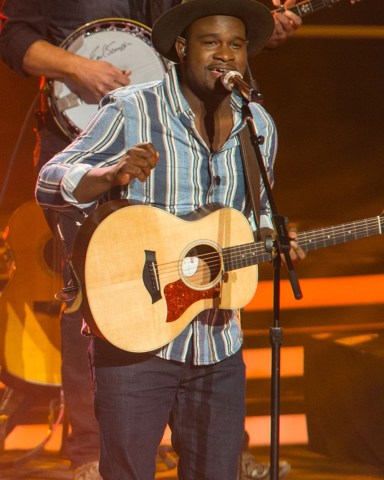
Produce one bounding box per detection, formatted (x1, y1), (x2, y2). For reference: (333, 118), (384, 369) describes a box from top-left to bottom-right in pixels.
(22, 39), (131, 101)
(68, 55), (132, 103)
(265, 0), (302, 49)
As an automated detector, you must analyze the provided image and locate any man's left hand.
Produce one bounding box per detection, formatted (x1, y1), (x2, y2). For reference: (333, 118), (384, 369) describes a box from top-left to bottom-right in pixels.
(285, 228), (306, 263)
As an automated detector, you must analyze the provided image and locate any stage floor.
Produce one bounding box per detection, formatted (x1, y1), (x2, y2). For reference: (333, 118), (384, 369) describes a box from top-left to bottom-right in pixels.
(1, 445), (384, 480)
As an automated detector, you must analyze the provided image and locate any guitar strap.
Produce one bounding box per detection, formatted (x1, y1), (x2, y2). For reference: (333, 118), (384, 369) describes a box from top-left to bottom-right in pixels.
(238, 127), (261, 240)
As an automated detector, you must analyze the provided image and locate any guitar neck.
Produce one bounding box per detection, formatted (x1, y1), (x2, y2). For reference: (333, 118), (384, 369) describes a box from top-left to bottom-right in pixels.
(274, 0), (341, 18)
(297, 216), (383, 251)
(223, 215), (383, 272)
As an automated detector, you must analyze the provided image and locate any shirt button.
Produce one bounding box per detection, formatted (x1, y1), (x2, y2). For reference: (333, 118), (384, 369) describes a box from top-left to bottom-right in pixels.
(214, 176), (221, 185)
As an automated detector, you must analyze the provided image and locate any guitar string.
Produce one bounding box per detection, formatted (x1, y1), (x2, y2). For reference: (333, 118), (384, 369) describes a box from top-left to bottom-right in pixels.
(155, 216), (381, 274)
(155, 217), (380, 276)
(150, 217), (381, 284)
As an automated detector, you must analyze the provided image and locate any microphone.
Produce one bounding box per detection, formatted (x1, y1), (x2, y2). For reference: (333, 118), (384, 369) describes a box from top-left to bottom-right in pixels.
(221, 71), (263, 104)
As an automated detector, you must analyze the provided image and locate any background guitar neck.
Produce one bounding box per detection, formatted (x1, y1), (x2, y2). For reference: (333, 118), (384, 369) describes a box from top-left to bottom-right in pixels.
(274, 0), (358, 19)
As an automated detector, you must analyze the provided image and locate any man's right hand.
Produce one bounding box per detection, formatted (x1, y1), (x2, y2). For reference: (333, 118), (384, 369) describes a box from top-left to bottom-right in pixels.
(111, 143), (159, 186)
(73, 143), (159, 204)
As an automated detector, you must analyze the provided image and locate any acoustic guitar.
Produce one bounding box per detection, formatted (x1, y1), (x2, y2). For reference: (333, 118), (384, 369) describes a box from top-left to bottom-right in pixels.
(71, 201), (383, 353)
(0, 201), (62, 386)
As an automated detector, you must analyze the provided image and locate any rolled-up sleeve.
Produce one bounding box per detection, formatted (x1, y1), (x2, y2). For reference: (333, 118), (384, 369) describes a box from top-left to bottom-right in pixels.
(35, 93), (127, 210)
(36, 162), (95, 211)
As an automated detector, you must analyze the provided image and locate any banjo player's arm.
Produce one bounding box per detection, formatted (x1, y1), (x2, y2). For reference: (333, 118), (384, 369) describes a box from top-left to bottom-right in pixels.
(23, 39), (131, 102)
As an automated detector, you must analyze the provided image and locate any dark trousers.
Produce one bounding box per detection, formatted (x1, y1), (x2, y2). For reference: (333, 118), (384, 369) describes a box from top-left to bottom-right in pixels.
(91, 338), (246, 480)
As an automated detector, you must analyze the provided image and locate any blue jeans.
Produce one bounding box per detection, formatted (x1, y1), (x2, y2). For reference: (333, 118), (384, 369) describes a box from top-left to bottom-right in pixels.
(91, 337), (246, 480)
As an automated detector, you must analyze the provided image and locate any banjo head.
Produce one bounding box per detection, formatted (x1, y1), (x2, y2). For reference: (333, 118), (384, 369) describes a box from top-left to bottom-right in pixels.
(47, 18), (169, 139)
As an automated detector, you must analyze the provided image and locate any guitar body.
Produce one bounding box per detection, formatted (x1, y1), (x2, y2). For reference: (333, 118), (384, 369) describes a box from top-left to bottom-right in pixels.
(73, 202), (258, 352)
(74, 201), (382, 352)
(0, 201), (62, 386)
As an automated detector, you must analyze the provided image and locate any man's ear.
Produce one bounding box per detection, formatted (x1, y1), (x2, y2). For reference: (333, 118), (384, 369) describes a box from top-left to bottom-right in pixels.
(175, 36), (187, 63)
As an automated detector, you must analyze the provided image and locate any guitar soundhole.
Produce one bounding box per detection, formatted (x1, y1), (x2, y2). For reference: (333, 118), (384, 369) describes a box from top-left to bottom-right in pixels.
(181, 243), (222, 291)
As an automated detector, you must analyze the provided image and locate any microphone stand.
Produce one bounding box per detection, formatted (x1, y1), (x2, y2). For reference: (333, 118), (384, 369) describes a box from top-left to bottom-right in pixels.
(240, 100), (302, 480)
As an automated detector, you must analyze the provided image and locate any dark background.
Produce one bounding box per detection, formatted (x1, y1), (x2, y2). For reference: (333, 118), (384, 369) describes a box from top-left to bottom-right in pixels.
(254, 0), (384, 278)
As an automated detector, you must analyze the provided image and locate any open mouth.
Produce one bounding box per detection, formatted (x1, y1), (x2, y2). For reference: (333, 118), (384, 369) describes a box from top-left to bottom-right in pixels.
(209, 67), (232, 78)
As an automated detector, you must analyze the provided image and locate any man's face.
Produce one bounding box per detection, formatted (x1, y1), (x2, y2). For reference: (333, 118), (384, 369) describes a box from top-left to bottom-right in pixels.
(178, 15), (248, 98)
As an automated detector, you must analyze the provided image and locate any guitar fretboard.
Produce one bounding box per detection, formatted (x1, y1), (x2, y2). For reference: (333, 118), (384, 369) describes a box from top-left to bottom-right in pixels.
(223, 215), (383, 272)
(297, 217), (382, 251)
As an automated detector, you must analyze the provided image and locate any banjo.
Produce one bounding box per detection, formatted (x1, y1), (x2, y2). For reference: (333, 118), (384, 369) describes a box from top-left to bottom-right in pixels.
(46, 18), (169, 139)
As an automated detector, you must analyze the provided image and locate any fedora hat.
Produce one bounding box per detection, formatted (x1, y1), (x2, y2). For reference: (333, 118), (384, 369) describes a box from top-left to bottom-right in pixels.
(151, 0), (275, 63)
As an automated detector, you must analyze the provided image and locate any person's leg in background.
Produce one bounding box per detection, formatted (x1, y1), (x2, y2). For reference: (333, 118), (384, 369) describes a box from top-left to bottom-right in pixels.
(61, 309), (101, 478)
(56, 207), (101, 480)
(36, 126), (101, 480)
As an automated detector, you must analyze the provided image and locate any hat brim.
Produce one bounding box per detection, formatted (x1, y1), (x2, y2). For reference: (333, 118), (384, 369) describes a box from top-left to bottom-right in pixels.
(151, 0), (275, 63)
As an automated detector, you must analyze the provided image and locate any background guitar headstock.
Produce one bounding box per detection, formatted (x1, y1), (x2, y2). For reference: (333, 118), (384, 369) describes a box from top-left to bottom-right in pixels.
(275, 0), (364, 19)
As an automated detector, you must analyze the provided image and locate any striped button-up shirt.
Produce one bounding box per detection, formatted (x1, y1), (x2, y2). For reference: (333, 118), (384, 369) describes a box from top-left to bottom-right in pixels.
(36, 66), (277, 365)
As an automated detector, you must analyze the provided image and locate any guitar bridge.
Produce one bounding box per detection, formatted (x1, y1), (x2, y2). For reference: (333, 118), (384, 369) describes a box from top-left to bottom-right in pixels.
(142, 250), (162, 304)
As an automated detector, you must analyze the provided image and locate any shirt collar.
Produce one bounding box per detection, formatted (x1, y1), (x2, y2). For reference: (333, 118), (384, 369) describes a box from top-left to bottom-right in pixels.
(164, 65), (244, 121)
(163, 65), (191, 118)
